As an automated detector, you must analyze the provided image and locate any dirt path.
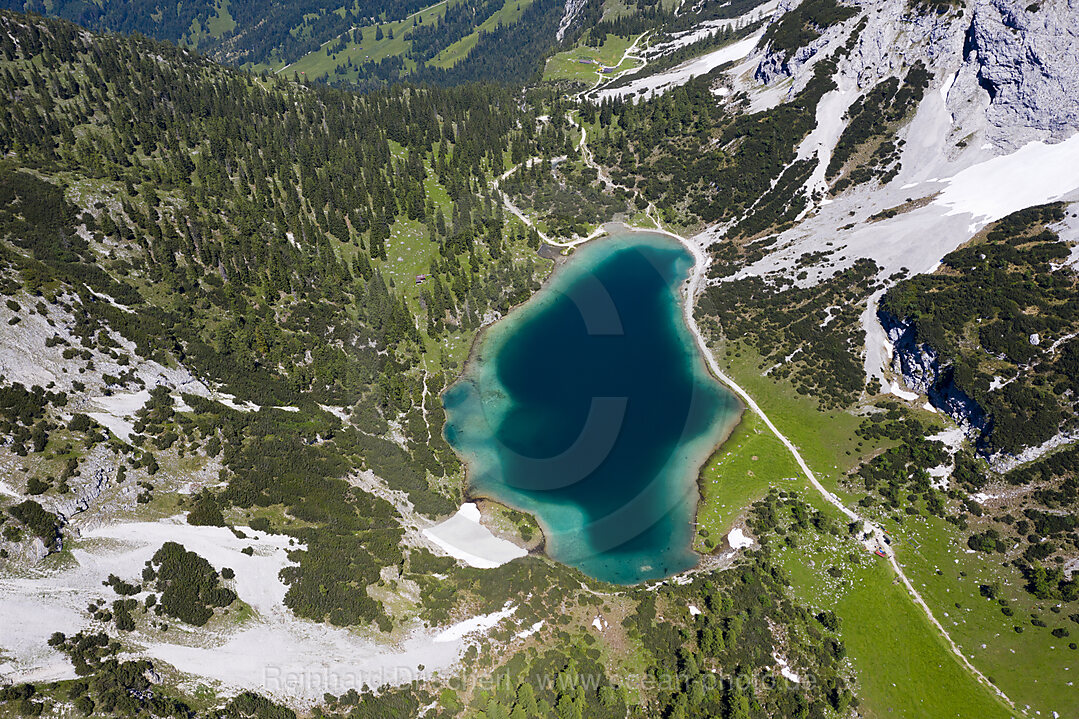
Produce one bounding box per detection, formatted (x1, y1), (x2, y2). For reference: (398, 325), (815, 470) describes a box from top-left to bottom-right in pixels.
(420, 359), (432, 438)
(560, 110), (1019, 712)
(483, 21), (1016, 712)
(675, 228), (1017, 709)
(581, 32), (651, 100)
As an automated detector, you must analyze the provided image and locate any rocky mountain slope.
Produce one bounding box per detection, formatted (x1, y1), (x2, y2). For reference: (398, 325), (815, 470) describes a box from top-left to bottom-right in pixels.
(1, 0), (1079, 717)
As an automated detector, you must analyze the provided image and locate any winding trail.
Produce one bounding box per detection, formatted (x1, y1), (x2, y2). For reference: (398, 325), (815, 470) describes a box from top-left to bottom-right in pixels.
(670, 228), (1015, 709)
(606, 170), (1019, 715)
(490, 33), (658, 248)
(495, 86), (1018, 710)
(578, 32), (652, 101)
(420, 359), (432, 438)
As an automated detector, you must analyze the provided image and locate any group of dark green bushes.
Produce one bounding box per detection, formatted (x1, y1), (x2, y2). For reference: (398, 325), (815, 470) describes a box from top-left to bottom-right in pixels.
(881, 203), (1077, 454)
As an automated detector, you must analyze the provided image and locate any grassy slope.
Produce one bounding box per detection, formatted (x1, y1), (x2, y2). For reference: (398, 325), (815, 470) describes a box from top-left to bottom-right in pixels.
(702, 340), (1077, 716)
(428, 0), (535, 69)
(713, 341), (871, 487)
(271, 0), (538, 79)
(269, 0), (459, 77)
(542, 33), (641, 83)
(693, 343), (1016, 718)
(203, 0), (236, 37)
(181, 0), (237, 48)
(778, 528), (1013, 719)
(694, 410), (800, 549)
(886, 511), (1079, 717)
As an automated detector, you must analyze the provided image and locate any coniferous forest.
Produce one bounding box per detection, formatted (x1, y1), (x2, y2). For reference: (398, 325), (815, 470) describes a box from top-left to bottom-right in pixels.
(1, 1), (1078, 718)
(0, 9), (856, 719)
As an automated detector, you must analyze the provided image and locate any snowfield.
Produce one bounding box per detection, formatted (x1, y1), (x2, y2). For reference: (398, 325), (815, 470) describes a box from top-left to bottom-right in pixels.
(421, 503), (528, 569)
(647, 0), (779, 55)
(933, 133), (1079, 224)
(433, 602), (516, 642)
(0, 516), (522, 702)
(595, 33), (762, 102)
(728, 527), (754, 549)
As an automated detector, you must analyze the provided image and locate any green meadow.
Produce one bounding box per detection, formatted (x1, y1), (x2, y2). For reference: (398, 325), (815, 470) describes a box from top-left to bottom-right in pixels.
(693, 343), (1018, 719)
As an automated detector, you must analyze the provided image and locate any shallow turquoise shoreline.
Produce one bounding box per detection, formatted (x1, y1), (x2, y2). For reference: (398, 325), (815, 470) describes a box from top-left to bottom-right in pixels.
(443, 229), (740, 584)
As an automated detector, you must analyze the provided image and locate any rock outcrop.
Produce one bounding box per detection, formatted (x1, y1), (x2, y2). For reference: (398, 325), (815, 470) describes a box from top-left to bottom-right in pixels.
(556, 0), (589, 41)
(880, 310), (991, 440)
(753, 0), (967, 94)
(754, 0), (833, 85)
(752, 0), (1079, 151)
(58, 463), (114, 519)
(965, 0), (1079, 151)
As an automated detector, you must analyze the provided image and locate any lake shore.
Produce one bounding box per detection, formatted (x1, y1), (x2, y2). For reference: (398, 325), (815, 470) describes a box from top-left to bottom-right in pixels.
(440, 226), (744, 583)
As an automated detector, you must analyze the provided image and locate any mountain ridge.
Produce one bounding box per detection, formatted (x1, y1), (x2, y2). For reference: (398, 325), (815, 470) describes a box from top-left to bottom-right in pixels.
(0, 1), (1078, 717)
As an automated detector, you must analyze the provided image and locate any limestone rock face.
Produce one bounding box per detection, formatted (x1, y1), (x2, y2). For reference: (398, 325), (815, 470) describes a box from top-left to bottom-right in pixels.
(880, 310), (990, 439)
(753, 0), (833, 85)
(966, 0), (1079, 151)
(752, 0), (1079, 151)
(28, 537), (50, 564)
(753, 0), (966, 92)
(556, 0), (589, 41)
(60, 464), (113, 518)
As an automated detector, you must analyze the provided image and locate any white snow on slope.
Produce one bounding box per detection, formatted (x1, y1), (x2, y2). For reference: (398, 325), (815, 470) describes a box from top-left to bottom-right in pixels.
(649, 0), (778, 54)
(888, 382), (919, 402)
(0, 518), (300, 687)
(934, 134), (1079, 225)
(0, 516), (517, 701)
(515, 620), (544, 639)
(861, 291), (892, 386)
(596, 33), (761, 102)
(939, 69), (959, 102)
(728, 527), (753, 549)
(91, 390), (153, 416)
(928, 426), (966, 453)
(422, 503), (528, 569)
(928, 464), (952, 490)
(81, 520), (297, 614)
(85, 388), (259, 442)
(556, 0), (586, 42)
(434, 603), (516, 642)
(796, 87), (858, 202)
(86, 390), (151, 442)
(773, 652), (801, 683)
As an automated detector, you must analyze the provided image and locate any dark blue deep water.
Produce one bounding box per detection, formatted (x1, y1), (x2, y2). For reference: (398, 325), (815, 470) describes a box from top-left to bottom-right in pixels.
(443, 231), (740, 584)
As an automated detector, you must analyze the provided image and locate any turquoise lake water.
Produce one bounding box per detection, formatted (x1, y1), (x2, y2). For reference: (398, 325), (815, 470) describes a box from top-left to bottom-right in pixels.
(442, 230), (740, 584)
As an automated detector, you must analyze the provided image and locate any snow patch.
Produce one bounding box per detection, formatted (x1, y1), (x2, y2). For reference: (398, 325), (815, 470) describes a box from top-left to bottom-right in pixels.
(422, 503), (528, 569)
(728, 527), (753, 549)
(773, 652), (800, 683)
(648, 0), (778, 54)
(928, 426), (966, 453)
(939, 69), (959, 102)
(888, 381), (919, 402)
(934, 134), (1079, 226)
(595, 33), (761, 102)
(927, 464), (951, 491)
(434, 603), (516, 643)
(515, 620), (544, 639)
(86, 390), (151, 442)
